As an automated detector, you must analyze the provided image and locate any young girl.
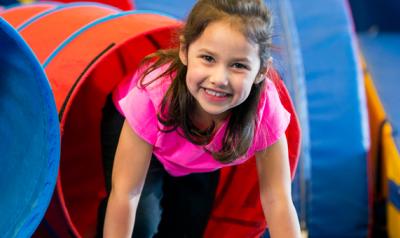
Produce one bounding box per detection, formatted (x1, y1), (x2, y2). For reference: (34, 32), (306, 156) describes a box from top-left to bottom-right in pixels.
(103, 0), (301, 237)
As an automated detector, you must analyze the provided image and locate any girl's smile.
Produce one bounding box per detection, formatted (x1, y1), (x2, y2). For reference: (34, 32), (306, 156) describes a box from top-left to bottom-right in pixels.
(202, 87), (231, 102)
(179, 19), (262, 125)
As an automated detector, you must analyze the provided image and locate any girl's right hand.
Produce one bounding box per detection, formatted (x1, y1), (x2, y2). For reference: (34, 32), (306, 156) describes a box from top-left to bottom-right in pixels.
(103, 120), (153, 238)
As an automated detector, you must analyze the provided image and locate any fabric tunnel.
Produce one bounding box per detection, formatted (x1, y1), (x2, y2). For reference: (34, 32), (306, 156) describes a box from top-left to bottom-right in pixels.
(2, 3), (180, 237)
(0, 17), (60, 238)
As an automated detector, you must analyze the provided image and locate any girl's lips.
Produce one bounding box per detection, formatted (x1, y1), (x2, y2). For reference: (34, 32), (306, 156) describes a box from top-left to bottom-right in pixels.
(202, 87), (231, 96)
(202, 88), (231, 102)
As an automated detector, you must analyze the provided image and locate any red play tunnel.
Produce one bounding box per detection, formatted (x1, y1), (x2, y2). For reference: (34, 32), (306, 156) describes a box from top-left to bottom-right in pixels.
(2, 4), (180, 237)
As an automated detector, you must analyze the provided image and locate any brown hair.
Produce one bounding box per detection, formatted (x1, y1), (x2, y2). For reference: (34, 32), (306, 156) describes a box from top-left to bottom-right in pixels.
(140, 0), (273, 163)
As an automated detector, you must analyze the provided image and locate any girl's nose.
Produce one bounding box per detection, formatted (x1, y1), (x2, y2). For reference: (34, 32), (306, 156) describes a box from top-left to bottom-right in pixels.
(209, 66), (229, 87)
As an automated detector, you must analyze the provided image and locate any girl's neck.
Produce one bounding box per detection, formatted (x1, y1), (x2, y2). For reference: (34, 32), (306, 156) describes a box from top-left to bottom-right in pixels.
(191, 104), (229, 132)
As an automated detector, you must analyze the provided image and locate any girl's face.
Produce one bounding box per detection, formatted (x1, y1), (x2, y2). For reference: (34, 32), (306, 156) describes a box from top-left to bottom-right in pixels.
(179, 20), (263, 124)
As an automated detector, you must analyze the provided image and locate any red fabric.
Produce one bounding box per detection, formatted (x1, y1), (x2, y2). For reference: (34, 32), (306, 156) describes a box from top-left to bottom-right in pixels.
(19, 5), (117, 63)
(0, 4), (56, 28)
(204, 68), (301, 238)
(52, 0), (134, 11)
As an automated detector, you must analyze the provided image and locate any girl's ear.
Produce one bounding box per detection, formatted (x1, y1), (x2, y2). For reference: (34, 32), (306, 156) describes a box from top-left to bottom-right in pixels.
(254, 73), (265, 84)
(179, 36), (188, 66)
(255, 57), (273, 84)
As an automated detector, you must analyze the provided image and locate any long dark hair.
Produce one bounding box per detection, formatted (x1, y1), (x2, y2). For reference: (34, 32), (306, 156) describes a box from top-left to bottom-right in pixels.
(140, 0), (273, 163)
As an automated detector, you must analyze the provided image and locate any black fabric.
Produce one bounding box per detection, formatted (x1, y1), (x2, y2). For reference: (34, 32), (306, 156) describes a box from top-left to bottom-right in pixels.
(156, 170), (219, 238)
(101, 95), (125, 192)
(97, 94), (220, 238)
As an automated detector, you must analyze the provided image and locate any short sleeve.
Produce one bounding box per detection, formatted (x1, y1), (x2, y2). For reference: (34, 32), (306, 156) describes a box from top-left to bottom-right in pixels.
(116, 85), (159, 146)
(253, 79), (291, 151)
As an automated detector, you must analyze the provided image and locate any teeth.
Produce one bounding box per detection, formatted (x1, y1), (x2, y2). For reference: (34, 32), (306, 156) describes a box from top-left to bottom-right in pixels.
(205, 89), (227, 97)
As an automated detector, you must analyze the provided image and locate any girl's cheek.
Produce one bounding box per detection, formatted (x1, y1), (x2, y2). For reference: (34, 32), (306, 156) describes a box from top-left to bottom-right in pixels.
(191, 65), (209, 78)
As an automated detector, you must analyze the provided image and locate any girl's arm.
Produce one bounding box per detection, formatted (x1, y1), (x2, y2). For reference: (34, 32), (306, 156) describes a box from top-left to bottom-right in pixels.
(255, 135), (301, 238)
(103, 120), (153, 238)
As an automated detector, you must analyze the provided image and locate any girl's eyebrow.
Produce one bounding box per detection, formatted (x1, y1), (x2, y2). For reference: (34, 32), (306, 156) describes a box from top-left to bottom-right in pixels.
(231, 57), (251, 63)
(198, 48), (216, 55)
(198, 48), (251, 63)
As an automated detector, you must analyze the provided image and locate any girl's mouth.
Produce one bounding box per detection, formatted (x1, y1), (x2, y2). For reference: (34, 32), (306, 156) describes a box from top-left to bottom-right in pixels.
(204, 88), (229, 97)
(202, 88), (231, 102)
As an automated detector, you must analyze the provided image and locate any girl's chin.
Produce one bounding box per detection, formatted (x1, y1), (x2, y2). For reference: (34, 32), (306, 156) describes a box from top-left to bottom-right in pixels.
(203, 108), (231, 121)
(193, 97), (232, 122)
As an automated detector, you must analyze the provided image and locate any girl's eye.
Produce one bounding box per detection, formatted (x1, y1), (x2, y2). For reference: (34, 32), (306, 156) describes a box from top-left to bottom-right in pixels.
(201, 55), (215, 63)
(232, 63), (248, 70)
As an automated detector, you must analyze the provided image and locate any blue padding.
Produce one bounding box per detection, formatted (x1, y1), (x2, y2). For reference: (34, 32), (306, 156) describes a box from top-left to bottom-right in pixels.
(291, 0), (369, 237)
(389, 180), (400, 212)
(134, 0), (196, 19)
(0, 0), (19, 7)
(0, 18), (60, 237)
(389, 180), (400, 211)
(358, 33), (400, 149)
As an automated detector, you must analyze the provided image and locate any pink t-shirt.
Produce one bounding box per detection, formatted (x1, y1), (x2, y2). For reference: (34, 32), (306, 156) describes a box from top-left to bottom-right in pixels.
(113, 65), (290, 176)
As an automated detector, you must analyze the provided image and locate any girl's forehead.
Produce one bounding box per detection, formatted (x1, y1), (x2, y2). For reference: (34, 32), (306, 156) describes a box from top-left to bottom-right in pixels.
(193, 20), (259, 56)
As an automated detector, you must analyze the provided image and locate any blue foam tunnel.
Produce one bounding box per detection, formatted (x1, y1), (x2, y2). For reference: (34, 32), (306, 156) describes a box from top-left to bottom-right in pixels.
(0, 17), (60, 237)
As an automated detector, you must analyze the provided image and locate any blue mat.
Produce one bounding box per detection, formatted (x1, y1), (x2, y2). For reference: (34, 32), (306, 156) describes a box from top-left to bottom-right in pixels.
(290, 0), (369, 237)
(0, 17), (60, 237)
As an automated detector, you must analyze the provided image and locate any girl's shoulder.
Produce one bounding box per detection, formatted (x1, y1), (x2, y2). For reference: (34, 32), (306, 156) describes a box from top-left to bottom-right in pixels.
(112, 63), (173, 118)
(111, 63), (174, 146)
(253, 78), (291, 149)
(138, 63), (173, 103)
(257, 78), (282, 113)
(140, 63), (172, 86)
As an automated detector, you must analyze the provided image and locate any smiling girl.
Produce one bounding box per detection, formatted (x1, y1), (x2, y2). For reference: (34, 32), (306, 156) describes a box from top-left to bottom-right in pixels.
(103, 0), (301, 237)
